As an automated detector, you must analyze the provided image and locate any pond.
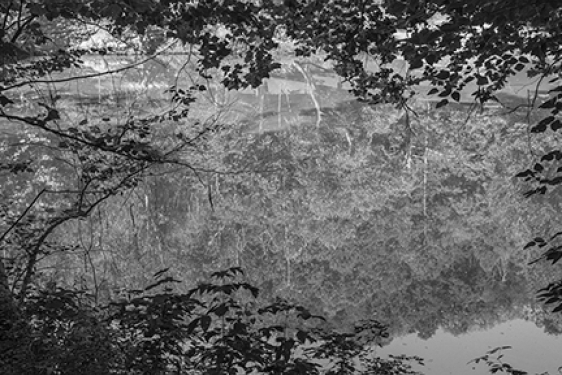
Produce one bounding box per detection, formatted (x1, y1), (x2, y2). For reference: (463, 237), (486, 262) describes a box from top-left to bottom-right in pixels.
(189, 60), (561, 374)
(8, 54), (562, 374)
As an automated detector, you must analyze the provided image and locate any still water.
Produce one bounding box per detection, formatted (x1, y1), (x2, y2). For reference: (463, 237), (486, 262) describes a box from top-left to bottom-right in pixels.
(20, 54), (562, 374)
(379, 319), (562, 375)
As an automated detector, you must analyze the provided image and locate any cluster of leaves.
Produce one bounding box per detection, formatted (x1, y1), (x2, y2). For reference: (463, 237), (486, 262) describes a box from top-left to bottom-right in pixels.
(1, 267), (423, 375)
(530, 230), (562, 314)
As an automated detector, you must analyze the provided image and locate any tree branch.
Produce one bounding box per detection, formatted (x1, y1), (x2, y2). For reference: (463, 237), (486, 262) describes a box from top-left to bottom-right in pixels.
(1, 41), (177, 93)
(0, 188), (46, 246)
(9, 15), (36, 43)
(16, 163), (149, 303)
(1, 1), (14, 31)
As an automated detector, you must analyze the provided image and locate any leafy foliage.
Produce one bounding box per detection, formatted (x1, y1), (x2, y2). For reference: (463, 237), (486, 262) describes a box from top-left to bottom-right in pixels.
(1, 267), (423, 375)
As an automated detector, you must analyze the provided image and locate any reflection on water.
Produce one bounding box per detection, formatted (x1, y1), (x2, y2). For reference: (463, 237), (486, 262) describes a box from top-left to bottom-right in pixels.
(378, 319), (562, 375)
(208, 62), (562, 373)
(9, 54), (562, 374)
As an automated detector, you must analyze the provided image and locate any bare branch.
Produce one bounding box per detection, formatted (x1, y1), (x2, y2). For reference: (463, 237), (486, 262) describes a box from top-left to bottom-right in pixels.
(1, 41), (178, 93)
(9, 15), (36, 43)
(0, 188), (47, 246)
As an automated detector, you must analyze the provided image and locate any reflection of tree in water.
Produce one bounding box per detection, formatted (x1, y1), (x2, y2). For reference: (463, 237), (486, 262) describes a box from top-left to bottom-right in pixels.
(365, 254), (533, 339)
(49, 97), (562, 340)
(542, 314), (562, 335)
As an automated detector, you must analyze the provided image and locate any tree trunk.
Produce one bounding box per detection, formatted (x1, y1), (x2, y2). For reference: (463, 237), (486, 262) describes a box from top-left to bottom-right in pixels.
(0, 258), (18, 329)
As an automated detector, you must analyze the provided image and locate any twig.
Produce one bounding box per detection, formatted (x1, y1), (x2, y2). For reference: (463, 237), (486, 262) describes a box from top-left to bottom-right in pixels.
(0, 188), (46, 246)
(1, 41), (178, 93)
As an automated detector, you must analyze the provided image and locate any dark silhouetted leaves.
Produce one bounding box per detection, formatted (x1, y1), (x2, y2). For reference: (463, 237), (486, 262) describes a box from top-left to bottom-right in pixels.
(436, 99), (449, 108)
(410, 58), (423, 70)
(0, 94), (14, 106)
(539, 97), (557, 109)
(541, 150), (562, 161)
(531, 116), (554, 132)
(435, 70), (450, 80)
(476, 75), (489, 85)
(551, 119), (562, 131)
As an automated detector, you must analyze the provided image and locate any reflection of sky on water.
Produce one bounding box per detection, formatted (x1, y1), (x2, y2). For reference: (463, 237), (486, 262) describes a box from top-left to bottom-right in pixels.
(378, 319), (562, 375)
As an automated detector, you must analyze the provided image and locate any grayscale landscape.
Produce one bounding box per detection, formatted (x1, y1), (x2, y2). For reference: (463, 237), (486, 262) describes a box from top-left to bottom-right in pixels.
(2, 1), (562, 374)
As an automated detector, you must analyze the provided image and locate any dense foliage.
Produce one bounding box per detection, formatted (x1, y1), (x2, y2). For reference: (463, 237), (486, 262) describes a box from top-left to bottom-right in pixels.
(1, 267), (424, 374)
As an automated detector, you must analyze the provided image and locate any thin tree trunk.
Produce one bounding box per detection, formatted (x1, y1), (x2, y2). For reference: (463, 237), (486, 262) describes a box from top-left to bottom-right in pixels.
(294, 62), (322, 128)
(423, 122), (428, 248)
(0, 258), (18, 327)
(258, 86), (264, 133)
(278, 92), (282, 129)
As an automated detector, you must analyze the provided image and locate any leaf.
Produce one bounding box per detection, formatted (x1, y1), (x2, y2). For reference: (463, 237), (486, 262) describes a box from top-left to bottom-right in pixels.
(436, 70), (450, 80)
(186, 318), (200, 334)
(427, 88), (439, 95)
(538, 116), (555, 128)
(476, 75), (488, 85)
(0, 95), (14, 106)
(515, 169), (534, 178)
(488, 346), (512, 355)
(541, 150), (562, 161)
(298, 310), (312, 320)
(438, 87), (452, 97)
(45, 109), (60, 121)
(451, 91), (460, 102)
(200, 315), (211, 332)
(232, 321), (246, 335)
(214, 303), (228, 317)
(551, 120), (562, 131)
(531, 122), (548, 133)
(545, 249), (562, 265)
(409, 58), (423, 70)
(436, 99), (449, 108)
(296, 330), (308, 344)
(211, 267), (244, 280)
(425, 54), (437, 65)
(539, 97), (557, 109)
(524, 241), (536, 250)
